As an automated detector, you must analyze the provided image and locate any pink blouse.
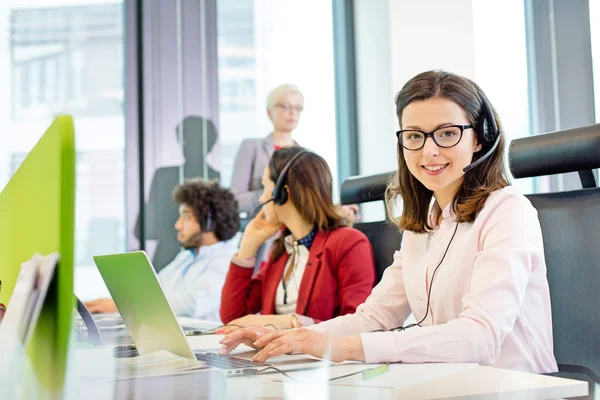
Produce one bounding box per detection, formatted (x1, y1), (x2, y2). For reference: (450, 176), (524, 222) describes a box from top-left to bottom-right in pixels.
(309, 187), (558, 373)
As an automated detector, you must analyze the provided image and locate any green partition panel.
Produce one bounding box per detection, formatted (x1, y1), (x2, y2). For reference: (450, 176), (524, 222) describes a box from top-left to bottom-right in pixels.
(0, 115), (75, 395)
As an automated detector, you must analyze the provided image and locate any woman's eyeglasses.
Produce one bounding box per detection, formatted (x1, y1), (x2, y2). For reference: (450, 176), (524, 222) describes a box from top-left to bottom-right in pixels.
(396, 124), (473, 151)
(275, 103), (304, 113)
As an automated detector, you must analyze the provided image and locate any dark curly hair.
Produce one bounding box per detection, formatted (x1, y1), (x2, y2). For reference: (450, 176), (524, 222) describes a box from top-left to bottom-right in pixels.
(173, 179), (240, 241)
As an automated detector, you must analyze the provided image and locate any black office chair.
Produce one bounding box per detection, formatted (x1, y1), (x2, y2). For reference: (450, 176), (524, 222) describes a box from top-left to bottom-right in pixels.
(510, 123), (600, 398)
(340, 171), (402, 284)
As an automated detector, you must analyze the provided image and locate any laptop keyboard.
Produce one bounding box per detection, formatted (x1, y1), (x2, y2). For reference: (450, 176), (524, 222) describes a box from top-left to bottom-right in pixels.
(113, 346), (264, 370)
(194, 352), (266, 370)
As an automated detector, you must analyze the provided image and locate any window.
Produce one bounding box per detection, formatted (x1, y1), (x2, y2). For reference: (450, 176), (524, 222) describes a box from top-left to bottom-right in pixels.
(1, 0), (125, 299)
(590, 0), (600, 123)
(217, 0), (338, 192)
(10, 5), (124, 120)
(472, 0), (534, 194)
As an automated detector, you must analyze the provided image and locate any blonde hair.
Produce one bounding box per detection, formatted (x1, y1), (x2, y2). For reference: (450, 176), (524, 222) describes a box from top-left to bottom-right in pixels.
(266, 84), (304, 111)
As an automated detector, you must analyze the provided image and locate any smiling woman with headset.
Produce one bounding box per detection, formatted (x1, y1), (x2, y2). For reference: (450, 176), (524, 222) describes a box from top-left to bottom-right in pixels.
(218, 70), (558, 374)
(219, 147), (375, 331)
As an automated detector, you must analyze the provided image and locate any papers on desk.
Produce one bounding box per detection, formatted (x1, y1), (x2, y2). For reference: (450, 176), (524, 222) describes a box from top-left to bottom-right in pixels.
(0, 253), (59, 346)
(72, 348), (227, 400)
(116, 350), (208, 378)
(0, 253), (60, 394)
(75, 349), (208, 381)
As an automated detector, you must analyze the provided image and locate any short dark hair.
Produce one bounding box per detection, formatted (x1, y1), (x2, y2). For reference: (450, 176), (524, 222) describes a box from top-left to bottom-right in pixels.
(173, 179), (240, 241)
(387, 70), (510, 233)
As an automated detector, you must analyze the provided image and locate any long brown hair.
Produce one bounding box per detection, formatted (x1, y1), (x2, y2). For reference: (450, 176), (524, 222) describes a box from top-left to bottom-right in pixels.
(269, 146), (345, 261)
(386, 70), (510, 233)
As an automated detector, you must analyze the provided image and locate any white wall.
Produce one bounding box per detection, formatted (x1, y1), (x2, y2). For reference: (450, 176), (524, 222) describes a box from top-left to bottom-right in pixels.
(355, 0), (477, 178)
(388, 0), (476, 93)
(354, 0), (477, 220)
(11, 0), (121, 8)
(353, 0), (396, 177)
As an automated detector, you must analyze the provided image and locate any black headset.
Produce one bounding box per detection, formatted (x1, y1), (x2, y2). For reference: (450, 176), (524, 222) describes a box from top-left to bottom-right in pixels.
(271, 149), (310, 206)
(202, 209), (214, 232)
(476, 90), (500, 147)
(462, 90), (501, 173)
(181, 209), (212, 251)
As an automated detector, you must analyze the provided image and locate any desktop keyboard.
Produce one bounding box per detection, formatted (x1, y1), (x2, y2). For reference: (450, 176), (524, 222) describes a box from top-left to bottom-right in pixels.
(194, 352), (266, 370)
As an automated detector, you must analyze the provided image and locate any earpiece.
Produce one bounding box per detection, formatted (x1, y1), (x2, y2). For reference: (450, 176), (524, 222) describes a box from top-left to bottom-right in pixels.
(203, 209), (214, 232)
(271, 150), (309, 205)
(474, 90), (500, 149)
(462, 90), (501, 173)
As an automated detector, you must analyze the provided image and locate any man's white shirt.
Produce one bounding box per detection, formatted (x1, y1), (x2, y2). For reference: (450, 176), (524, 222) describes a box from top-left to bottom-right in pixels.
(158, 239), (237, 321)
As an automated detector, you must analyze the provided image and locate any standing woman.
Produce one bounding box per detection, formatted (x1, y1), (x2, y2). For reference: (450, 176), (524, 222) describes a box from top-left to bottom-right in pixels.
(230, 84), (304, 214)
(220, 147), (375, 330)
(219, 71), (558, 374)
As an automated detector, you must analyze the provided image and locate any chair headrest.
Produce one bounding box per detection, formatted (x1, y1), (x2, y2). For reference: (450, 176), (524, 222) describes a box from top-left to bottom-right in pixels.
(509, 123), (600, 179)
(340, 171), (394, 205)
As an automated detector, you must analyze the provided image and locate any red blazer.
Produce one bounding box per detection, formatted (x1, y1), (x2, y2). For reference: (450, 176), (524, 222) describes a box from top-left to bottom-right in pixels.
(220, 227), (375, 324)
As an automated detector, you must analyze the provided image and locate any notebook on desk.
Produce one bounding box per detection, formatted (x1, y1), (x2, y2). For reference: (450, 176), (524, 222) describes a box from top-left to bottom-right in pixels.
(93, 251), (331, 376)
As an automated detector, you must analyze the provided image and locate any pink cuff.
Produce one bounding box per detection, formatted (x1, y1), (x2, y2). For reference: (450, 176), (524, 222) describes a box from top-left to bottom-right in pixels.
(359, 332), (401, 364)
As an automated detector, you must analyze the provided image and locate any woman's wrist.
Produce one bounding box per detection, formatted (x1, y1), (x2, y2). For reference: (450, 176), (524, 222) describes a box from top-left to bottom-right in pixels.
(289, 314), (314, 328)
(231, 252), (256, 268)
(237, 238), (261, 259)
(289, 314), (301, 329)
(270, 315), (293, 329)
(341, 335), (365, 362)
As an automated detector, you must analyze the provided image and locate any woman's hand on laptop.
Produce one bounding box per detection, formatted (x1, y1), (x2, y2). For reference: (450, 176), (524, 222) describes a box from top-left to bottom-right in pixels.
(85, 298), (118, 314)
(219, 325), (274, 353)
(249, 329), (365, 363)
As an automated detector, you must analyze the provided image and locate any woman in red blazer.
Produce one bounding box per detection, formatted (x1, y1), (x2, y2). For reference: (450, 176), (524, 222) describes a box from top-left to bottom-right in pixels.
(220, 147), (375, 331)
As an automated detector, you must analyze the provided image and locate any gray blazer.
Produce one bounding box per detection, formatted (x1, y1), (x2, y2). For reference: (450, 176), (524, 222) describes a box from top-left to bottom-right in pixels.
(230, 133), (275, 213)
(231, 133), (300, 213)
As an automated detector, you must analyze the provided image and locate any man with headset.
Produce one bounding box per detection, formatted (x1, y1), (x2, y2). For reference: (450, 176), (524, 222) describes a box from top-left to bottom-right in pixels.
(86, 179), (240, 321)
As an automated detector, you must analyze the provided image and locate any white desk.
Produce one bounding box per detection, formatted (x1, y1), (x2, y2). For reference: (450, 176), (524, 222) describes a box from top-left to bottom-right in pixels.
(70, 324), (589, 399)
(188, 334), (589, 399)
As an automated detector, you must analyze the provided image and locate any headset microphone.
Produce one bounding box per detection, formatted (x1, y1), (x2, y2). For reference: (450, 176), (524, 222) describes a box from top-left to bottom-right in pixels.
(248, 148), (310, 219)
(462, 133), (501, 173)
(250, 198), (274, 219)
(462, 89), (501, 174)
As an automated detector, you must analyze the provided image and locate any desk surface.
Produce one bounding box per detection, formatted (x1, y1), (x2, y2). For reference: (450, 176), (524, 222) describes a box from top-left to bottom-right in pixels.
(188, 333), (588, 400)
(70, 321), (589, 399)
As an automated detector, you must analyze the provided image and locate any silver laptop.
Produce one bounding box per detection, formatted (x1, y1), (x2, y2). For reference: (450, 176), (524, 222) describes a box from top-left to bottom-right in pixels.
(94, 251), (329, 376)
